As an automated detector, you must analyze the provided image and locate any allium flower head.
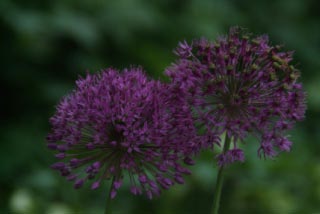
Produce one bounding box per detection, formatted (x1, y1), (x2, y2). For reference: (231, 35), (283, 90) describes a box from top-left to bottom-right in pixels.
(166, 27), (306, 165)
(47, 67), (195, 199)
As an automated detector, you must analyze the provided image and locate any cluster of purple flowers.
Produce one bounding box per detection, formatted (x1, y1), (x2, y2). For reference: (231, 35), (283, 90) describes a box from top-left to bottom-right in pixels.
(166, 27), (306, 165)
(47, 68), (198, 199)
(47, 27), (306, 198)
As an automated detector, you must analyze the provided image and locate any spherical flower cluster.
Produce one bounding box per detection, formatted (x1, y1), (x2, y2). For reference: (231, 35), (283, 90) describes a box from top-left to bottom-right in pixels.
(166, 27), (306, 165)
(47, 67), (197, 199)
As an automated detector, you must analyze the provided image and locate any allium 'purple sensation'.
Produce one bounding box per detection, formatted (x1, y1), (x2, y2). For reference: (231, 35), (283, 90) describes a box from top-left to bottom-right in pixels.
(47, 67), (195, 199)
(166, 27), (306, 166)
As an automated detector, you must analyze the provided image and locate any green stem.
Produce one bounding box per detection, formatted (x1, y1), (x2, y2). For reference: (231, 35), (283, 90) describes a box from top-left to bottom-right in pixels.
(105, 179), (114, 214)
(211, 135), (231, 214)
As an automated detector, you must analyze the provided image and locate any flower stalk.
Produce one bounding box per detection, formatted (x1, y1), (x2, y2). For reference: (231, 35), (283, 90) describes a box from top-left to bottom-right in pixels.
(211, 135), (231, 214)
(105, 179), (114, 214)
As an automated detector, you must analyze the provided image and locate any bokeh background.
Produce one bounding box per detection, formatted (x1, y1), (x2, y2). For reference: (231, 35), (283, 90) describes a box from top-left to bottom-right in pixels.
(1, 0), (319, 213)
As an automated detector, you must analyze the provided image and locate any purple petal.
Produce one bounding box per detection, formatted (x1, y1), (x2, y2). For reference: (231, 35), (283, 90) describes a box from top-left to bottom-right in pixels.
(91, 181), (100, 190)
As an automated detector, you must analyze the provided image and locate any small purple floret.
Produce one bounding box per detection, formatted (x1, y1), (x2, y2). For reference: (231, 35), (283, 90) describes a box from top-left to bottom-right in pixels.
(276, 137), (292, 152)
(74, 179), (84, 189)
(174, 40), (193, 58)
(91, 181), (100, 190)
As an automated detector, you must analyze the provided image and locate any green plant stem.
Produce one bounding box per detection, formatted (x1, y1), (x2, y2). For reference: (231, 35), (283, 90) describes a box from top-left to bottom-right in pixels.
(211, 135), (231, 214)
(105, 179), (114, 214)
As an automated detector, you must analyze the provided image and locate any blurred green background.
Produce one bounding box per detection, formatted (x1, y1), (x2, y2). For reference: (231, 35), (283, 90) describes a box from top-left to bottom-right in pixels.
(1, 0), (319, 213)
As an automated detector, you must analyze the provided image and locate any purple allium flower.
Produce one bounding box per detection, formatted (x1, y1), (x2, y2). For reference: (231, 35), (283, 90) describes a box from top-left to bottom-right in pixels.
(165, 27), (306, 165)
(47, 67), (195, 199)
